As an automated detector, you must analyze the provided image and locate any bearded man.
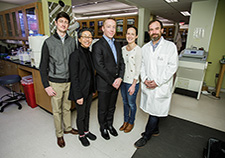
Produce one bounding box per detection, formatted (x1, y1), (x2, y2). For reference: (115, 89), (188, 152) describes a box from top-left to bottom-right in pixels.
(134, 19), (178, 148)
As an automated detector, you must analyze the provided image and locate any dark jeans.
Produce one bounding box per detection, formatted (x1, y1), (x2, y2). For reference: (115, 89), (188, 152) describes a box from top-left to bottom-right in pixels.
(143, 114), (159, 140)
(76, 94), (92, 135)
(120, 82), (139, 124)
(98, 89), (118, 131)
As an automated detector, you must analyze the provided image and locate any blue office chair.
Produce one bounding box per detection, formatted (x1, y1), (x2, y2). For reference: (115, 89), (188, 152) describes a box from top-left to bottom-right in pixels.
(0, 75), (25, 112)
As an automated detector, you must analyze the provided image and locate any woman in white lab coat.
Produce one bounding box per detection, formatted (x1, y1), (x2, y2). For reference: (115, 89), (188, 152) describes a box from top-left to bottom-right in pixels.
(134, 19), (178, 148)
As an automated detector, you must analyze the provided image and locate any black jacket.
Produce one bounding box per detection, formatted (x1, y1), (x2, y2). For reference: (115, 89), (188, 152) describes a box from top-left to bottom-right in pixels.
(92, 37), (125, 92)
(68, 46), (96, 101)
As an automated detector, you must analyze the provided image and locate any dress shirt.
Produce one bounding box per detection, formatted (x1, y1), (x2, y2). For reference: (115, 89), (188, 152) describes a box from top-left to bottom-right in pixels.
(150, 37), (162, 52)
(103, 35), (117, 63)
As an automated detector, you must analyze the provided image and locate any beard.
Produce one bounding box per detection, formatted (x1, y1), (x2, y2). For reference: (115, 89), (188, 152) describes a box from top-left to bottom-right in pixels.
(150, 33), (161, 42)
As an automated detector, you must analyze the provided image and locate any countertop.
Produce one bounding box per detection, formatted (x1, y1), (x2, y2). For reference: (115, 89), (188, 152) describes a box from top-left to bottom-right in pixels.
(2, 58), (39, 70)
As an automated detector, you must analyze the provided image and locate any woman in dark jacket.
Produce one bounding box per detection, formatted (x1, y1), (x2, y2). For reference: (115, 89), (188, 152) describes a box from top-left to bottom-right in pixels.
(69, 28), (96, 147)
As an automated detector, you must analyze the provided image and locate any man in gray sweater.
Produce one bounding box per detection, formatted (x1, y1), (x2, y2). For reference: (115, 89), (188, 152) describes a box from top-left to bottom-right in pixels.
(39, 12), (78, 148)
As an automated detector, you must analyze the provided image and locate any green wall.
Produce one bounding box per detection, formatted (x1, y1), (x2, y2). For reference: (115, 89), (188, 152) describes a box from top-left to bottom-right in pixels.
(205, 0), (225, 89)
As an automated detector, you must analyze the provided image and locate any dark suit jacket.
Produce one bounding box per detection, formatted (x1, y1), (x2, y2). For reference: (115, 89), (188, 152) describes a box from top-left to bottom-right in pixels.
(69, 46), (96, 101)
(92, 37), (125, 92)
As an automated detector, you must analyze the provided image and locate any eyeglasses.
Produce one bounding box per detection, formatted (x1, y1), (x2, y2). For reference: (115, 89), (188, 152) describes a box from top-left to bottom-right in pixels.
(81, 36), (93, 39)
(58, 19), (69, 25)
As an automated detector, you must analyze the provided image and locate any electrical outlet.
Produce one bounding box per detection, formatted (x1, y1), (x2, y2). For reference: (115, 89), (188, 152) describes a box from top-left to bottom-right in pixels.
(215, 73), (219, 78)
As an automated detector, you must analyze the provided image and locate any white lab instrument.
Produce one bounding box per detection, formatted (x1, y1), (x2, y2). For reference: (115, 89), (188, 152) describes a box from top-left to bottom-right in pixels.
(182, 49), (205, 58)
(28, 35), (48, 68)
(173, 49), (208, 100)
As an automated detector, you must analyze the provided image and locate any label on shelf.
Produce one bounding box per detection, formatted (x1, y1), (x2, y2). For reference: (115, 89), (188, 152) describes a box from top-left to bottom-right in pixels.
(117, 20), (123, 25)
(98, 21), (103, 26)
(127, 19), (135, 25)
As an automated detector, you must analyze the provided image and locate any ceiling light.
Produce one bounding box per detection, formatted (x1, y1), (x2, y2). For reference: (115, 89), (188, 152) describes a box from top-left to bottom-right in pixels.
(165, 0), (178, 3)
(76, 17), (89, 20)
(111, 12), (138, 17)
(75, 12), (138, 20)
(180, 11), (191, 16)
(83, 7), (137, 16)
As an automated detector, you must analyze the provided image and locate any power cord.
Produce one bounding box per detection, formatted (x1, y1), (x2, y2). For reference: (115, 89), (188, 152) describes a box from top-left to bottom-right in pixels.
(201, 90), (220, 100)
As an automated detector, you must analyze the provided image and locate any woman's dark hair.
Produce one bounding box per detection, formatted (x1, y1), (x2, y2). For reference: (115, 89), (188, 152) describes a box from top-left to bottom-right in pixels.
(78, 27), (94, 38)
(55, 11), (70, 24)
(148, 20), (163, 30)
(127, 26), (138, 36)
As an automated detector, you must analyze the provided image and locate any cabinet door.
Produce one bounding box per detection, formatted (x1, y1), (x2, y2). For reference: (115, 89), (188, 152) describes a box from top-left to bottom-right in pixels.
(81, 21), (87, 28)
(168, 27), (175, 38)
(25, 7), (39, 36)
(163, 27), (167, 37)
(0, 60), (5, 77)
(115, 17), (125, 38)
(0, 14), (7, 38)
(89, 20), (97, 38)
(32, 69), (52, 113)
(5, 13), (14, 37)
(126, 16), (138, 29)
(18, 10), (26, 38)
(96, 19), (104, 38)
(12, 11), (21, 38)
(4, 61), (20, 92)
(163, 26), (175, 40)
(89, 20), (94, 29)
(5, 61), (19, 76)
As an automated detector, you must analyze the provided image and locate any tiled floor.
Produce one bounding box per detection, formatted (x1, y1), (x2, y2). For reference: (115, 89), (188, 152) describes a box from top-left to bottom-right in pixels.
(0, 86), (224, 158)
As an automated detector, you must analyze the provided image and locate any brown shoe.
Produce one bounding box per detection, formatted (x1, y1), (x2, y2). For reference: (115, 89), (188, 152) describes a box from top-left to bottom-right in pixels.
(119, 122), (128, 131)
(64, 128), (78, 135)
(57, 137), (65, 148)
(124, 123), (134, 133)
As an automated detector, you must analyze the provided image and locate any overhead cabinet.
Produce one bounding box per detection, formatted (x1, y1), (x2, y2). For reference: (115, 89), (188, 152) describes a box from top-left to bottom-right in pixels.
(0, 2), (44, 40)
(78, 16), (138, 39)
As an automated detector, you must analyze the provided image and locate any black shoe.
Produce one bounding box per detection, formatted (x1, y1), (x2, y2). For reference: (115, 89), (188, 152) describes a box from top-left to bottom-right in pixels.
(101, 129), (110, 140)
(141, 130), (159, 137)
(108, 125), (118, 136)
(134, 137), (148, 148)
(85, 132), (97, 141)
(79, 136), (90, 147)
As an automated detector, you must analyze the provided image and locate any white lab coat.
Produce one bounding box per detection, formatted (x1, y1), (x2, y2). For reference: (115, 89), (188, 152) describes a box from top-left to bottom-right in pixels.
(140, 37), (178, 117)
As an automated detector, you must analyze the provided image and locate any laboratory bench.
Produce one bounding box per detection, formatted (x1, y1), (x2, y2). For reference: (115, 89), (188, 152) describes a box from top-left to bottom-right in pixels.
(0, 59), (75, 113)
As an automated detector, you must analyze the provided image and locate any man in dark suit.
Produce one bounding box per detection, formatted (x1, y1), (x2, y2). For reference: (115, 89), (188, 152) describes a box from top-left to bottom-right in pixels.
(92, 18), (125, 140)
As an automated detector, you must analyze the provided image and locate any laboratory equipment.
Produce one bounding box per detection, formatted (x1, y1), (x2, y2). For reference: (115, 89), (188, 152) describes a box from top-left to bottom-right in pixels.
(173, 49), (208, 100)
(28, 35), (48, 68)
